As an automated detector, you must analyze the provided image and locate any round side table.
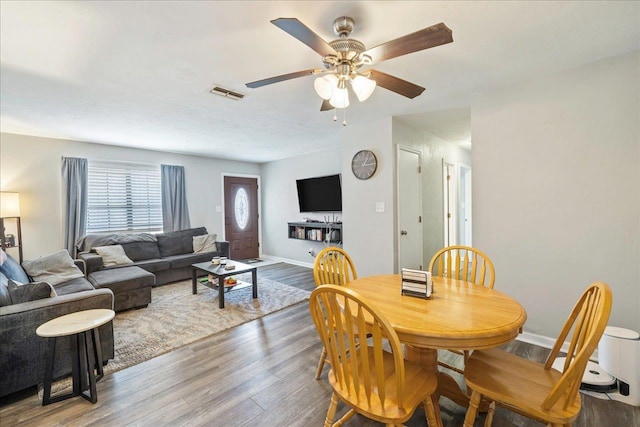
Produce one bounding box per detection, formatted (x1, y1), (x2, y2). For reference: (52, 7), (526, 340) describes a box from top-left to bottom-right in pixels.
(36, 309), (115, 405)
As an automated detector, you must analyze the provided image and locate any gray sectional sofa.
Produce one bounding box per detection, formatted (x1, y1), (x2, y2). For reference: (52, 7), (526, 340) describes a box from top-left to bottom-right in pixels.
(0, 253), (115, 399)
(77, 227), (229, 285)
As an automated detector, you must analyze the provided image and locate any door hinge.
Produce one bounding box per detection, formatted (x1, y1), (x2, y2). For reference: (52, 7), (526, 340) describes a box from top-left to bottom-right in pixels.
(418, 166), (421, 173)
(447, 175), (451, 181)
(418, 216), (422, 223)
(447, 213), (452, 218)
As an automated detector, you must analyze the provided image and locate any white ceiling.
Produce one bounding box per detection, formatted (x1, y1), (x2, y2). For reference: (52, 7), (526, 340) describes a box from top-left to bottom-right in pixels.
(1, 1), (638, 162)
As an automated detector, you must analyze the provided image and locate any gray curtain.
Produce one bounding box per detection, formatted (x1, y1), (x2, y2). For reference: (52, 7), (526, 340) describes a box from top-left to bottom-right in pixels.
(161, 164), (191, 232)
(61, 157), (88, 257)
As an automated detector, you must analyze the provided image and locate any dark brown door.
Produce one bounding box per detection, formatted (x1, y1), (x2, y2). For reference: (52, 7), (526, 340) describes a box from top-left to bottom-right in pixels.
(224, 176), (259, 260)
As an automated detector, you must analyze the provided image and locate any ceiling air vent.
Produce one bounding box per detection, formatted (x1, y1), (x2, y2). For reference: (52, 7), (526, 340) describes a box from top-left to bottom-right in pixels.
(210, 85), (245, 100)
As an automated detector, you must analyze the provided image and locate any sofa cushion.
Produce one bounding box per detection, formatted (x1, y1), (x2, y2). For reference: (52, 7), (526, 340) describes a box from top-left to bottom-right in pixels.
(22, 250), (84, 286)
(7, 279), (55, 304)
(0, 273), (12, 307)
(156, 227), (207, 257)
(0, 253), (30, 284)
(76, 232), (157, 253)
(95, 245), (134, 267)
(131, 258), (170, 273)
(53, 277), (96, 295)
(163, 252), (216, 269)
(88, 266), (155, 293)
(121, 241), (161, 261)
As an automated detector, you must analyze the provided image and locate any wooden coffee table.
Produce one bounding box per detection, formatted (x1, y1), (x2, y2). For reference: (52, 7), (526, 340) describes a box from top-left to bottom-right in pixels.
(191, 260), (258, 308)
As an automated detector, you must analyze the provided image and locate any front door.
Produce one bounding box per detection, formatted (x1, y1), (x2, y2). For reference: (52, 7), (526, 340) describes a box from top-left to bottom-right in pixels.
(224, 176), (259, 260)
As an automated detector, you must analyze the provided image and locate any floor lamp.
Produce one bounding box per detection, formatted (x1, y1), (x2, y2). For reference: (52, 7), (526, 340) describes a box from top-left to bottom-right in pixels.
(1, 192), (22, 263)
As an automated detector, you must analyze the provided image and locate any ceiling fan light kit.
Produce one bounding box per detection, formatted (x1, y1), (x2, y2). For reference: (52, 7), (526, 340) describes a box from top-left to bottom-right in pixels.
(246, 16), (453, 124)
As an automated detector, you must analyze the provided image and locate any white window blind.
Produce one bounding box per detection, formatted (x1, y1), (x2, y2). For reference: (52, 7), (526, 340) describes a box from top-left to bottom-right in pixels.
(87, 161), (163, 234)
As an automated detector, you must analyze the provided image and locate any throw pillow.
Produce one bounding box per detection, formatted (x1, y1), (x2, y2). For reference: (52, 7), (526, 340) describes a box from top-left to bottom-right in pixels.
(193, 233), (217, 253)
(7, 279), (56, 304)
(22, 249), (84, 286)
(94, 245), (134, 267)
(0, 252), (30, 283)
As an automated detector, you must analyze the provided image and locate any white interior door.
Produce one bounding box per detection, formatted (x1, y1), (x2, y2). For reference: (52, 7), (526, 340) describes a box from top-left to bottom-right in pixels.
(398, 147), (423, 270)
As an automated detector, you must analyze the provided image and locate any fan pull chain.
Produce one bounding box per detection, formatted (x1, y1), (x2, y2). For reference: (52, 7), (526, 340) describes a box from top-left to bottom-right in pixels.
(343, 108), (347, 126)
(333, 111), (337, 122)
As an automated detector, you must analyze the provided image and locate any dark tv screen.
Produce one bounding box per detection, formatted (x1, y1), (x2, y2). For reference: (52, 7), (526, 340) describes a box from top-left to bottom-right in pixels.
(296, 174), (342, 212)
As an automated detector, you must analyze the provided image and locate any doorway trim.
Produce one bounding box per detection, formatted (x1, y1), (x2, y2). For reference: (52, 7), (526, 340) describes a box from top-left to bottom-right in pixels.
(221, 173), (262, 257)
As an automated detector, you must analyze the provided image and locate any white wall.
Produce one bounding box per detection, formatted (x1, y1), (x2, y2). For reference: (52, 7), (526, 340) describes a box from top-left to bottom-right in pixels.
(0, 133), (260, 260)
(392, 118), (471, 266)
(472, 50), (640, 336)
(261, 148), (341, 264)
(341, 117), (396, 276)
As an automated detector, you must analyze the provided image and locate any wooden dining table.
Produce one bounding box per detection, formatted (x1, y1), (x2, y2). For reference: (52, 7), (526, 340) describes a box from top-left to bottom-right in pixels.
(343, 274), (527, 411)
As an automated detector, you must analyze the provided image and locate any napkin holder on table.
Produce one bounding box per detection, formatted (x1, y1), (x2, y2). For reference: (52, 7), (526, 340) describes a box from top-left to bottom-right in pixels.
(401, 268), (433, 299)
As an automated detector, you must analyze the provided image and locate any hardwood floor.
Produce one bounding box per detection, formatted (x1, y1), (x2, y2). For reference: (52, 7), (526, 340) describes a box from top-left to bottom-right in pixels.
(1, 262), (637, 426)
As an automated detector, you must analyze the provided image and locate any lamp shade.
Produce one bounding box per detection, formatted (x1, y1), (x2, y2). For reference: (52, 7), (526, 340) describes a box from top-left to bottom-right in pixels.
(329, 86), (350, 108)
(351, 75), (376, 102)
(313, 74), (338, 100)
(0, 192), (20, 217)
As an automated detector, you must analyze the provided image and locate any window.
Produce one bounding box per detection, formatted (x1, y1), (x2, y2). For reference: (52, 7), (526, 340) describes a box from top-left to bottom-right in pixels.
(87, 161), (162, 233)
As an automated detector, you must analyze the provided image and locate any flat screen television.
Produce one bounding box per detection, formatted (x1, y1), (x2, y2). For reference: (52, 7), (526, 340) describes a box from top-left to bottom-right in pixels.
(296, 174), (342, 212)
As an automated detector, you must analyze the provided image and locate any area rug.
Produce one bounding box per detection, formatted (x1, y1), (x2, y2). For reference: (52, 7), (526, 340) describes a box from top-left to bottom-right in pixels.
(108, 275), (310, 373)
(41, 275), (310, 395)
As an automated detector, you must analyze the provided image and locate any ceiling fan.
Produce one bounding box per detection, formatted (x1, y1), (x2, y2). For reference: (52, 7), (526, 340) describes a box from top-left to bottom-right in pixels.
(246, 16), (453, 118)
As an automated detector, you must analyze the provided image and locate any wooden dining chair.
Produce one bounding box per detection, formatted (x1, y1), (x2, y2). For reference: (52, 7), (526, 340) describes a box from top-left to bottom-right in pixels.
(428, 245), (496, 375)
(313, 246), (358, 379)
(309, 285), (443, 427)
(313, 246), (358, 286)
(463, 282), (612, 427)
(428, 245), (495, 288)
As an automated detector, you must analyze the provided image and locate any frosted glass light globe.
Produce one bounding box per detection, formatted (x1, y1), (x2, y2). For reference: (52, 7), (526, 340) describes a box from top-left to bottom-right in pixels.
(313, 74), (338, 100)
(351, 75), (376, 102)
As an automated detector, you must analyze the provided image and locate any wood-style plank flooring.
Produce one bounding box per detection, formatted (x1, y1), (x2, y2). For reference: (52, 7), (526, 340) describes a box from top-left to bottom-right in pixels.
(1, 262), (637, 426)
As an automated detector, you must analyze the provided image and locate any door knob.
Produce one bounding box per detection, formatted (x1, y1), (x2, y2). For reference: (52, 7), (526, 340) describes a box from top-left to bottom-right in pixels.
(400, 230), (408, 235)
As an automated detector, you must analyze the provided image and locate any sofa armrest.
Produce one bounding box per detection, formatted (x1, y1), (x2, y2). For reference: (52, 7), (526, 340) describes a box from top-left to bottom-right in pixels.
(74, 258), (87, 277)
(79, 252), (104, 275)
(216, 241), (230, 258)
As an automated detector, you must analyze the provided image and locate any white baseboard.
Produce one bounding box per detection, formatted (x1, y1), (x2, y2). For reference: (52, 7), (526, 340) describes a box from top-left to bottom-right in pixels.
(260, 254), (314, 269)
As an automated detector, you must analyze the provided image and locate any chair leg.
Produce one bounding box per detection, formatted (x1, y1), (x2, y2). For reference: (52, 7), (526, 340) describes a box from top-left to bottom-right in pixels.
(484, 400), (495, 427)
(324, 392), (339, 427)
(334, 409), (355, 426)
(315, 347), (328, 379)
(463, 390), (482, 427)
(424, 396), (443, 427)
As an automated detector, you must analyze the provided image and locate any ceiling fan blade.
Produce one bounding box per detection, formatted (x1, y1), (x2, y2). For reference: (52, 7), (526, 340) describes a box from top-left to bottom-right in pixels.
(320, 99), (334, 111)
(363, 23), (453, 64)
(246, 69), (320, 88)
(369, 70), (425, 99)
(271, 18), (337, 57)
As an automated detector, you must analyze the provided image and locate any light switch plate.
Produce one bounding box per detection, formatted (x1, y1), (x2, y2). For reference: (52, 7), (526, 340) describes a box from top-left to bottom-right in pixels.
(376, 202), (385, 213)
(215, 206), (222, 212)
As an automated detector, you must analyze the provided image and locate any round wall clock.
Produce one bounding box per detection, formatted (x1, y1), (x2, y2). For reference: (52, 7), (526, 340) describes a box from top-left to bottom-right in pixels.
(351, 149), (378, 180)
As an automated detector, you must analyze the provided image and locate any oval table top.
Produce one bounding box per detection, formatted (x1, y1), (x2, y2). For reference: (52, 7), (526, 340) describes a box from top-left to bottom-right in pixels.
(36, 309), (115, 338)
(344, 274), (527, 350)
